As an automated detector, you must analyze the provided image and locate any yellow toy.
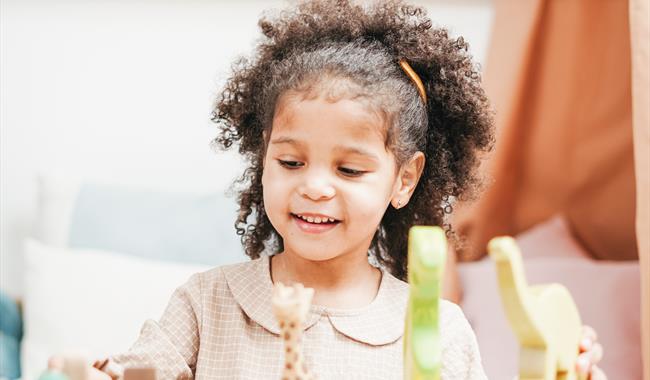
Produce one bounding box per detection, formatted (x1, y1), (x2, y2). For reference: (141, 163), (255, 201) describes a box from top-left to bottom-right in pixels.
(488, 236), (582, 380)
(403, 226), (446, 380)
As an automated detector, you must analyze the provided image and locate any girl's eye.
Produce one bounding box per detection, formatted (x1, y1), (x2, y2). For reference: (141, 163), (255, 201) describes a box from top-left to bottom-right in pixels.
(338, 167), (366, 177)
(278, 159), (304, 169)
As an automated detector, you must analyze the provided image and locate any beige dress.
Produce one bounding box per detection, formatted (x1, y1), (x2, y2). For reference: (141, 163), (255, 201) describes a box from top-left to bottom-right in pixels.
(107, 255), (486, 379)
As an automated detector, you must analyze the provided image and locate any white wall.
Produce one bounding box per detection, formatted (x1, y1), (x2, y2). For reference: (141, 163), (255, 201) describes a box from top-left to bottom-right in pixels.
(0, 0), (493, 298)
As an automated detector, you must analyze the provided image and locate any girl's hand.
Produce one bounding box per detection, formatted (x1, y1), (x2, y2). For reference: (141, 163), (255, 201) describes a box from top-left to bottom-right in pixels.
(88, 367), (114, 380)
(576, 326), (607, 380)
(513, 325), (606, 380)
(45, 355), (114, 380)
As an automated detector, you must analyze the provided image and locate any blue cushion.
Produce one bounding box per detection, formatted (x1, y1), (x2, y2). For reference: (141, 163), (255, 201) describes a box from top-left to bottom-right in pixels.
(68, 183), (244, 266)
(0, 291), (22, 379)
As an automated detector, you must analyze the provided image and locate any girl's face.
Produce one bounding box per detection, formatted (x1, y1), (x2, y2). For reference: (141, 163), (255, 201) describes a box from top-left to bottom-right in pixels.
(262, 95), (403, 263)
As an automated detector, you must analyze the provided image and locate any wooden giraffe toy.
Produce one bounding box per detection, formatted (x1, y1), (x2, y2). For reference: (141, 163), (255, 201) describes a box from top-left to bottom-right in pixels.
(272, 282), (317, 380)
(488, 236), (582, 380)
(403, 226), (446, 380)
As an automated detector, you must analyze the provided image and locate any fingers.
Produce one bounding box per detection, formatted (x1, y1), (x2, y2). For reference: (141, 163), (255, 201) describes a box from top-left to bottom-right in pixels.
(577, 325), (606, 380)
(92, 358), (123, 380)
(48, 354), (115, 380)
(580, 325), (598, 352)
(590, 343), (604, 363)
(47, 355), (65, 371)
(590, 365), (608, 380)
(577, 342), (604, 367)
(93, 358), (110, 371)
(576, 352), (591, 378)
(582, 325), (598, 340)
(89, 367), (114, 380)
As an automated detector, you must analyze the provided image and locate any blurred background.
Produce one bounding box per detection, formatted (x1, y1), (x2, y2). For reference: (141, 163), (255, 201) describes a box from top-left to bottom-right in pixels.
(1, 0), (648, 379)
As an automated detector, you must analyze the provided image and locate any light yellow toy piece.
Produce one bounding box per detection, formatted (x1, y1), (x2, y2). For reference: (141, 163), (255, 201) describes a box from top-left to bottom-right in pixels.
(488, 236), (582, 380)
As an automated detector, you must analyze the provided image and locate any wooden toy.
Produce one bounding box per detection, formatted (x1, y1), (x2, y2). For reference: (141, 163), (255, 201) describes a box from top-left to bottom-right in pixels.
(403, 226), (446, 380)
(272, 282), (317, 380)
(488, 236), (582, 380)
(123, 368), (157, 380)
(93, 357), (124, 379)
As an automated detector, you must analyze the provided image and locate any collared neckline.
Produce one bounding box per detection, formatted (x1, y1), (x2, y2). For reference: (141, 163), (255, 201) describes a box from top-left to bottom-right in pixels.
(222, 255), (408, 346)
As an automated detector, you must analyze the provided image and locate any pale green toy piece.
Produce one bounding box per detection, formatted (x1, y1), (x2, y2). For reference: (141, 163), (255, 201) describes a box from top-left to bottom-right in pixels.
(38, 370), (70, 380)
(403, 226), (446, 380)
(488, 236), (583, 380)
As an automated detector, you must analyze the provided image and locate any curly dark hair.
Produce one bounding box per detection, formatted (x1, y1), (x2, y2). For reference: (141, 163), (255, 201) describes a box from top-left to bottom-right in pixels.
(211, 0), (494, 280)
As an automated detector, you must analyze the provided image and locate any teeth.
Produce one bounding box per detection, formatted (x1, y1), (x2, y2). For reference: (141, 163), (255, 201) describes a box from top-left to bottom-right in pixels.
(296, 214), (336, 224)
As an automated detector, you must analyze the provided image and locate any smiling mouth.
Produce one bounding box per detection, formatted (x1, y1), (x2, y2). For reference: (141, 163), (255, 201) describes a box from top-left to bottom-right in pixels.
(290, 213), (340, 225)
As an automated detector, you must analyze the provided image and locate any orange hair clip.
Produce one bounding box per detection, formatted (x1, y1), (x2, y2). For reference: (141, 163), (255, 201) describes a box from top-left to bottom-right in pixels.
(399, 58), (427, 104)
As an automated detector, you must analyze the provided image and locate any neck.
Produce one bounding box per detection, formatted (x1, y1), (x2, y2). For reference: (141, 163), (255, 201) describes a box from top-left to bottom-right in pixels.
(270, 250), (381, 309)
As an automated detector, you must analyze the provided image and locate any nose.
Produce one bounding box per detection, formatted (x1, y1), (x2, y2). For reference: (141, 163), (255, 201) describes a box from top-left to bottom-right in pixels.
(298, 168), (336, 201)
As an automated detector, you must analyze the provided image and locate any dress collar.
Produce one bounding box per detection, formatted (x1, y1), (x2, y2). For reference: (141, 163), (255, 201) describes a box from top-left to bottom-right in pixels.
(222, 255), (408, 346)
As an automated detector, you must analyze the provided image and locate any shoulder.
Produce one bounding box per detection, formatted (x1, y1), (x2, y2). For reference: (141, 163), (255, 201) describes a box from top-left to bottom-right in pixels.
(191, 257), (265, 294)
(379, 270), (409, 317)
(440, 299), (477, 342)
(166, 258), (264, 305)
(378, 272), (486, 378)
(382, 273), (469, 331)
(440, 300), (467, 325)
(167, 258), (267, 323)
(439, 300), (487, 379)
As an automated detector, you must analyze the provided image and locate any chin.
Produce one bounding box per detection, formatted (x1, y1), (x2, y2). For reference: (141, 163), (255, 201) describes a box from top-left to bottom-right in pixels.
(285, 243), (342, 262)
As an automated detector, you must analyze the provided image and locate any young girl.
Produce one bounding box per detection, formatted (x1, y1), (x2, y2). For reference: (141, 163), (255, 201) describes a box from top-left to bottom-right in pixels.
(91, 0), (496, 378)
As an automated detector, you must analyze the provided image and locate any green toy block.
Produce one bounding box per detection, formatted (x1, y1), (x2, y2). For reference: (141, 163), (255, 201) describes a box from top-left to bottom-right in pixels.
(403, 226), (446, 380)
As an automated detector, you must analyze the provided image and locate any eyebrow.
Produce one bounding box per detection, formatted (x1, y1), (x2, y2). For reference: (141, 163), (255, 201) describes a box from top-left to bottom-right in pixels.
(270, 136), (379, 161)
(270, 136), (302, 146)
(333, 146), (379, 161)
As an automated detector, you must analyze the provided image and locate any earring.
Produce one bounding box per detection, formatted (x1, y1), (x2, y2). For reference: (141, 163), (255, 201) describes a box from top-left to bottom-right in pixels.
(396, 200), (402, 209)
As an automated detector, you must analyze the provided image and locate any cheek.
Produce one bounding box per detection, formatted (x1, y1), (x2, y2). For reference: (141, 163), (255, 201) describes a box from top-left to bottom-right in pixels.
(262, 168), (282, 235)
(263, 165), (287, 192)
(345, 182), (392, 224)
(262, 168), (277, 206)
(262, 166), (291, 216)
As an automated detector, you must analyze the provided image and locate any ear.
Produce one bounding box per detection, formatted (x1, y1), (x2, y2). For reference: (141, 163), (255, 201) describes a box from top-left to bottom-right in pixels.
(391, 151), (425, 209)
